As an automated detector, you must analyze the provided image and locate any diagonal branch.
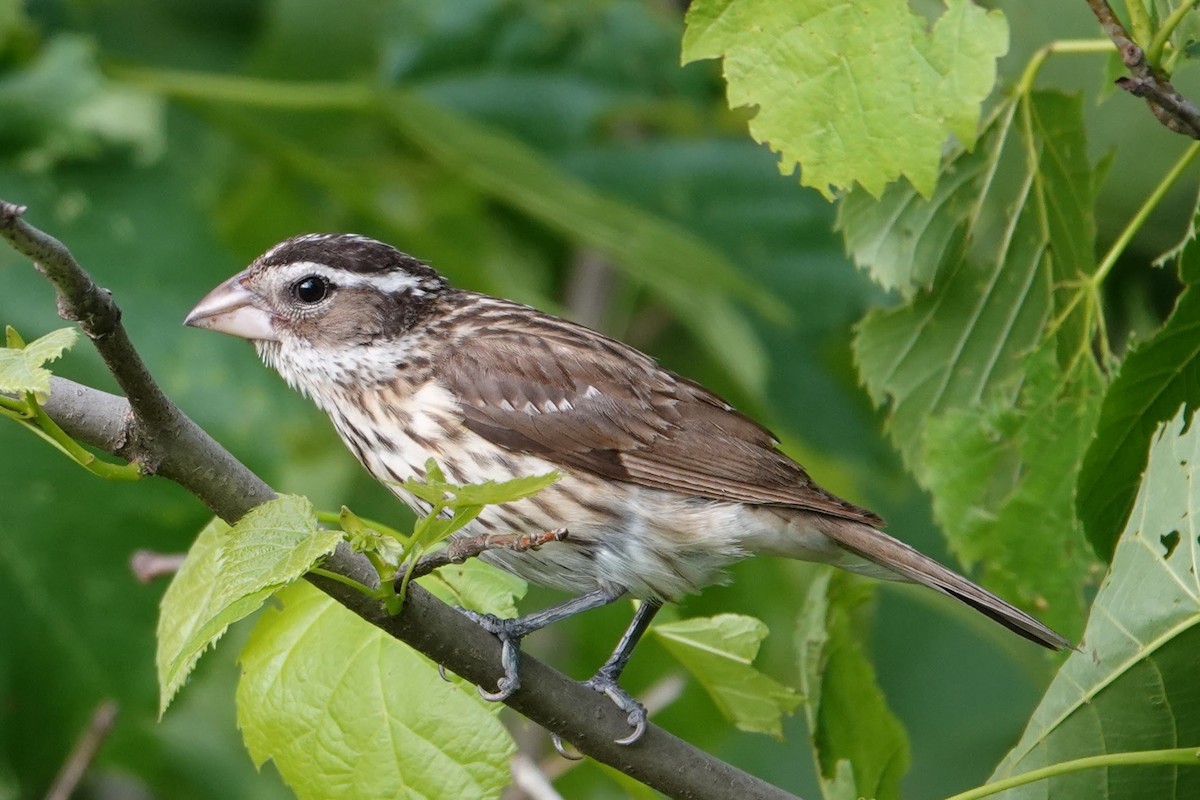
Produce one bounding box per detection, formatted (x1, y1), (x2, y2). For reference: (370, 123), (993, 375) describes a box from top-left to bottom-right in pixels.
(1085, 0), (1200, 138)
(0, 200), (797, 800)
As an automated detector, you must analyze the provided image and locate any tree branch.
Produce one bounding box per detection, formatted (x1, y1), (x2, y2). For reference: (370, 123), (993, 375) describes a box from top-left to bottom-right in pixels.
(0, 200), (798, 800)
(1086, 0), (1200, 138)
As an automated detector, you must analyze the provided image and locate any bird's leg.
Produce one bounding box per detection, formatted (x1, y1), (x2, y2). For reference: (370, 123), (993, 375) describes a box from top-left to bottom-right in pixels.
(553, 599), (661, 751)
(459, 587), (624, 702)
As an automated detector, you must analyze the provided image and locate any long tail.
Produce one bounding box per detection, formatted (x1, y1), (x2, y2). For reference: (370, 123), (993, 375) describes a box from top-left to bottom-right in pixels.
(818, 519), (1071, 651)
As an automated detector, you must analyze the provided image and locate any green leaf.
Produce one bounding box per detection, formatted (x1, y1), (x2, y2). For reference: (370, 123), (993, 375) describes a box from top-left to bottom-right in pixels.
(0, 326), (77, 396)
(852, 91), (1098, 463)
(237, 582), (514, 800)
(451, 471), (561, 506)
(989, 407), (1200, 799)
(848, 91), (1102, 624)
(921, 343), (1101, 637)
(420, 559), (527, 620)
(380, 90), (778, 396)
(653, 612), (801, 738)
(797, 571), (909, 800)
(401, 467), (560, 510)
(1078, 194), (1200, 560)
(682, 0), (1008, 199)
(156, 496), (340, 713)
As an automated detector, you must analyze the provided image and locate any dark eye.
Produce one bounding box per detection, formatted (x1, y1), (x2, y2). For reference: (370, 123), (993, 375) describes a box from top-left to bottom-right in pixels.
(292, 276), (330, 304)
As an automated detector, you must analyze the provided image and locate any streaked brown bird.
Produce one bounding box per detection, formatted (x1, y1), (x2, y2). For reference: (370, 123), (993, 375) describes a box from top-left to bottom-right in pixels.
(186, 234), (1068, 745)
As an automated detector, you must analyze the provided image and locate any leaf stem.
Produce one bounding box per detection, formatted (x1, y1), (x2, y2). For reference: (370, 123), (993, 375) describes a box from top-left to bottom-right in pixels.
(1147, 0), (1200, 65)
(1123, 0), (1155, 47)
(1015, 40), (1113, 95)
(945, 747), (1200, 800)
(1093, 140), (1200, 286)
(106, 66), (375, 111)
(308, 567), (382, 600)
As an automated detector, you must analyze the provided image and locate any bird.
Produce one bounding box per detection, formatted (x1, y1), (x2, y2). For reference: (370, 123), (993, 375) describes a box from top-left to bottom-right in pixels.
(185, 233), (1069, 745)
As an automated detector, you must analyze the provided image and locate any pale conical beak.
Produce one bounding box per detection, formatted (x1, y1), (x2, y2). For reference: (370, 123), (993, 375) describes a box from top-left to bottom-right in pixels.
(184, 272), (280, 341)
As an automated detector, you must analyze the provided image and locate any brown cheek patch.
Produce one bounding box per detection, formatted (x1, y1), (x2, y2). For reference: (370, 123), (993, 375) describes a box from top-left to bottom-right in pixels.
(305, 287), (386, 348)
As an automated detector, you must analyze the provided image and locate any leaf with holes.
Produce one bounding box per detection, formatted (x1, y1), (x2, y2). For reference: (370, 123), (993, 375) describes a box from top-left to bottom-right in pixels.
(654, 613), (801, 738)
(1078, 191), (1200, 561)
(989, 407), (1200, 798)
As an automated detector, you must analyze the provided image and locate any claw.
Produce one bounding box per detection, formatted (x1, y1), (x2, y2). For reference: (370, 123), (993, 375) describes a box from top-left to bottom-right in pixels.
(459, 607), (523, 702)
(585, 674), (648, 746)
(437, 663), (451, 682)
(613, 712), (647, 746)
(477, 677), (516, 702)
(551, 734), (584, 760)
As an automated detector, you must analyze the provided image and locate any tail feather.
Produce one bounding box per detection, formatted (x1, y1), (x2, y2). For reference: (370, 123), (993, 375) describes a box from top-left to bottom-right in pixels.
(819, 519), (1072, 651)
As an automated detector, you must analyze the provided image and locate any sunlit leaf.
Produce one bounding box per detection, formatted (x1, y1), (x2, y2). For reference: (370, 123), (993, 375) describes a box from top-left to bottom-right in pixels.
(157, 496), (340, 713)
(682, 0), (1008, 198)
(989, 408), (1200, 798)
(654, 612), (801, 738)
(420, 558), (526, 619)
(797, 571), (908, 800)
(237, 583), (514, 800)
(0, 326), (77, 396)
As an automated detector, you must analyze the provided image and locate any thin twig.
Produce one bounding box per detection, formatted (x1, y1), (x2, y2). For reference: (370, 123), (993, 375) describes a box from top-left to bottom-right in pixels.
(408, 528), (570, 581)
(44, 701), (119, 800)
(0, 199), (798, 800)
(1086, 0), (1200, 138)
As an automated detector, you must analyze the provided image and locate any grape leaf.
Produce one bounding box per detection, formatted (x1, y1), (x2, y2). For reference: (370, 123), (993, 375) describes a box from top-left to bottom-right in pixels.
(989, 407), (1200, 798)
(157, 496), (340, 713)
(1078, 195), (1200, 560)
(654, 612), (801, 738)
(797, 571), (909, 800)
(0, 326), (77, 396)
(237, 583), (514, 800)
(682, 0), (1008, 199)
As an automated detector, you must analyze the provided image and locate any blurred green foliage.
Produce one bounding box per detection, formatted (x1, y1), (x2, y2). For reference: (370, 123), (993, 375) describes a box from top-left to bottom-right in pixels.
(2, 1), (1198, 799)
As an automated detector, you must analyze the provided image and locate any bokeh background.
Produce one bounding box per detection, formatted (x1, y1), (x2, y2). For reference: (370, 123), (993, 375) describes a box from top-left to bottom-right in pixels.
(0, 1), (1190, 798)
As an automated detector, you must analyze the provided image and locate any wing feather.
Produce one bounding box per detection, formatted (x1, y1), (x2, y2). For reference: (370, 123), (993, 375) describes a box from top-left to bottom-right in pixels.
(440, 301), (882, 526)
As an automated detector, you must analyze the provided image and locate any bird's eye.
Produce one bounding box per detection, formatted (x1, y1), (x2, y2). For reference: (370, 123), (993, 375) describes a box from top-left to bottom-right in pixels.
(292, 276), (330, 304)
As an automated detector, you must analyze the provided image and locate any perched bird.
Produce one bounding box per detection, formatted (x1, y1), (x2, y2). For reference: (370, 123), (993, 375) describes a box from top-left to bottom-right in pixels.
(186, 234), (1069, 744)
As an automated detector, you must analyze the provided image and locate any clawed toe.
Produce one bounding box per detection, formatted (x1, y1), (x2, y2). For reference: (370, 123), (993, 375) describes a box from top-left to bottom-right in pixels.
(459, 607), (524, 702)
(585, 673), (648, 746)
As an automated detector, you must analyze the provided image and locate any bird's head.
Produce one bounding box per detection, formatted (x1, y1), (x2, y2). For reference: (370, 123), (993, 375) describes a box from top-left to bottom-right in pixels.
(185, 233), (447, 398)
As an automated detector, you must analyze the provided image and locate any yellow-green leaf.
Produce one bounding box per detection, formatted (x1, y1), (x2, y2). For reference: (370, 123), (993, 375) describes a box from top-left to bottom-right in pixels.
(0, 326), (77, 395)
(654, 612), (800, 738)
(156, 496), (340, 713)
(237, 583), (515, 800)
(683, 0), (1008, 199)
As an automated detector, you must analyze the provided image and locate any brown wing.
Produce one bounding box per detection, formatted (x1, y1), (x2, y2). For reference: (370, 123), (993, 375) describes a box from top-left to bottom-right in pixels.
(439, 300), (883, 526)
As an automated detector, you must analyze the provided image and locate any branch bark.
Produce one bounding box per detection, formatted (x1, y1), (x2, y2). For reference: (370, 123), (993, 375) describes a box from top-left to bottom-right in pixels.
(1086, 0), (1200, 138)
(0, 200), (798, 800)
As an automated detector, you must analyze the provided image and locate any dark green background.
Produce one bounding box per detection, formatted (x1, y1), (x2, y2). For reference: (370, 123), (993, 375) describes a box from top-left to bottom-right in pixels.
(0, 1), (1186, 798)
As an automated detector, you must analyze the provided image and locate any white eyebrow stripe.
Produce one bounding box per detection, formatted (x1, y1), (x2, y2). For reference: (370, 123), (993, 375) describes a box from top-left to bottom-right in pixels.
(275, 261), (428, 296)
